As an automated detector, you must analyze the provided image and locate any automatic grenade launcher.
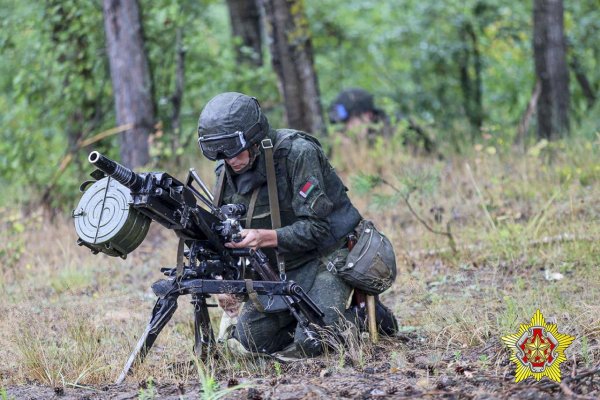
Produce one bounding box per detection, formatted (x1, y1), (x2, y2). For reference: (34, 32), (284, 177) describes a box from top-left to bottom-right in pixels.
(72, 151), (325, 383)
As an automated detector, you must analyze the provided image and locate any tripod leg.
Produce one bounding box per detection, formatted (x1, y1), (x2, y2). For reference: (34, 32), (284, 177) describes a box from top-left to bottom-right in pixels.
(192, 295), (215, 361)
(366, 295), (379, 344)
(116, 296), (178, 384)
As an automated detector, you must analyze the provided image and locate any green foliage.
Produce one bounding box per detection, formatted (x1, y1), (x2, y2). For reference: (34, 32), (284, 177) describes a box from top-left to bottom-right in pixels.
(0, 0), (112, 208)
(307, 0), (599, 145)
(307, 1), (532, 132)
(0, 387), (15, 400)
(273, 361), (282, 377)
(141, 0), (280, 164)
(0, 219), (25, 271)
(352, 166), (440, 206)
(581, 336), (592, 368)
(0, 0), (280, 209)
(49, 266), (93, 295)
(138, 377), (158, 400)
(0, 209), (42, 276)
(565, 1), (600, 125)
(0, 0), (598, 209)
(525, 138), (600, 186)
(351, 174), (384, 196)
(193, 359), (248, 400)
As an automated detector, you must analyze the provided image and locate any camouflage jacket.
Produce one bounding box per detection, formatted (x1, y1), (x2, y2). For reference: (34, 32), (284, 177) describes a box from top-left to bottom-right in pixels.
(215, 128), (362, 271)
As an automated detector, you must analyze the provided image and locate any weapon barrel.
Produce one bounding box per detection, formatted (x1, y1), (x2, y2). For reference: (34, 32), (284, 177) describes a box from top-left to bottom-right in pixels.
(88, 151), (144, 192)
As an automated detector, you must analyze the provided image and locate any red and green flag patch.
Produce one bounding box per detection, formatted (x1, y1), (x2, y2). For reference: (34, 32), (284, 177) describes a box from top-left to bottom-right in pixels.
(299, 179), (316, 198)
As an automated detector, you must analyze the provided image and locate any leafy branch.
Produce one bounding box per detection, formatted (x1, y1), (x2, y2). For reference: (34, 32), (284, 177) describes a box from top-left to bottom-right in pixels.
(353, 172), (457, 254)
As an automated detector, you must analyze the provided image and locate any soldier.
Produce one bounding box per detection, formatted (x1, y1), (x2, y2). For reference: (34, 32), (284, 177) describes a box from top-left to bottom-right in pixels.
(329, 87), (437, 153)
(197, 92), (397, 356)
(328, 88), (392, 141)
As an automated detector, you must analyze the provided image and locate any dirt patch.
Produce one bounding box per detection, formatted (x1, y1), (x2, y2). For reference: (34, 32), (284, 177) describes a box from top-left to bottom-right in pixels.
(5, 328), (599, 399)
(6, 364), (600, 399)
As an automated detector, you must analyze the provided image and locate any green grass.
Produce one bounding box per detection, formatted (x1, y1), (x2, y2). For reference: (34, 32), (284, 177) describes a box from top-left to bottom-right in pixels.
(49, 267), (94, 295)
(0, 387), (15, 400)
(137, 377), (157, 400)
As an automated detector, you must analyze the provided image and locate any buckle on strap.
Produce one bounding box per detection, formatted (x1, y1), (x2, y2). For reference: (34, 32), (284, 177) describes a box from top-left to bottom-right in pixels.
(261, 138), (273, 149)
(245, 279), (265, 312)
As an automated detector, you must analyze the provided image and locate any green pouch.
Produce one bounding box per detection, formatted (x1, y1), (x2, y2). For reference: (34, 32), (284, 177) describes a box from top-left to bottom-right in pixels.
(337, 220), (396, 295)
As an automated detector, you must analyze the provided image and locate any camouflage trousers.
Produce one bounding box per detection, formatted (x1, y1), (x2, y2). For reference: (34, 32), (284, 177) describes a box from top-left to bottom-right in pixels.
(232, 262), (352, 357)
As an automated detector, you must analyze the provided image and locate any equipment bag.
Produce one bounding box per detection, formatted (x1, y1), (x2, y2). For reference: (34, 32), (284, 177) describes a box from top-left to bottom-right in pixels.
(336, 220), (396, 295)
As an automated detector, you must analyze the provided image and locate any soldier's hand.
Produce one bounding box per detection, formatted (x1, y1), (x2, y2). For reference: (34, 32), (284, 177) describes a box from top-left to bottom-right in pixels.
(225, 229), (278, 249)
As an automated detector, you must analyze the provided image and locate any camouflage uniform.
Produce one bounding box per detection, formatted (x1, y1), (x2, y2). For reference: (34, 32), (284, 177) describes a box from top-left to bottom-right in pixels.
(215, 128), (362, 355)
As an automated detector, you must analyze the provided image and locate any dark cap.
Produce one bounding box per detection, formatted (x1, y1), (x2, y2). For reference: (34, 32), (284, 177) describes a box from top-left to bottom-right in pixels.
(328, 88), (379, 123)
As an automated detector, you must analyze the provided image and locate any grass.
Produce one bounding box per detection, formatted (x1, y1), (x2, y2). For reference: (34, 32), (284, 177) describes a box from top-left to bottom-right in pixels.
(0, 387), (15, 400)
(320, 313), (374, 370)
(0, 136), (598, 395)
(137, 377), (157, 400)
(193, 357), (250, 400)
(15, 315), (111, 386)
(49, 266), (94, 295)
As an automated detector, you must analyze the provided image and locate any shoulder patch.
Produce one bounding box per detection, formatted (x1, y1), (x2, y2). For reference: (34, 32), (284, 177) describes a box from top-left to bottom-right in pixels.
(299, 177), (318, 198)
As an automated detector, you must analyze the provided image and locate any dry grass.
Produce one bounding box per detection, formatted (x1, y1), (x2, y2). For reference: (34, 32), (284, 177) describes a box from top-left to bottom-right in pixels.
(1, 137), (599, 396)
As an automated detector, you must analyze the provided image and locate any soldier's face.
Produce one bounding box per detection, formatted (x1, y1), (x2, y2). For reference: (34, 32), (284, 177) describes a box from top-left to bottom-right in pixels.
(344, 111), (375, 140)
(225, 150), (251, 173)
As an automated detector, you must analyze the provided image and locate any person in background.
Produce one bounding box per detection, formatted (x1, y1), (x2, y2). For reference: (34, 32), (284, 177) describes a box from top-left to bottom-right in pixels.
(328, 88), (392, 141)
(329, 88), (437, 154)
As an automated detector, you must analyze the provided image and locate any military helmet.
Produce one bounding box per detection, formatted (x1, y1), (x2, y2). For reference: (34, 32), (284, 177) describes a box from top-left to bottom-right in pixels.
(328, 88), (381, 123)
(197, 92), (269, 160)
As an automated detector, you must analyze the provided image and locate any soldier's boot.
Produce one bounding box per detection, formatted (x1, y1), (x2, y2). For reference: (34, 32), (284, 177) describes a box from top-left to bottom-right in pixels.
(373, 298), (399, 335)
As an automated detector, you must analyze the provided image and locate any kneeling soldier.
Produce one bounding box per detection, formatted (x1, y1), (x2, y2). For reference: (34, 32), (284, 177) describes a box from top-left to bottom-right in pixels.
(197, 92), (397, 356)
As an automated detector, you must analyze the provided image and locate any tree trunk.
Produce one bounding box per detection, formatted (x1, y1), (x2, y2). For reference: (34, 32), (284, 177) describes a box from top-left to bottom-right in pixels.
(569, 54), (597, 109)
(226, 0), (263, 66)
(261, 0), (325, 136)
(458, 21), (483, 135)
(103, 0), (155, 168)
(533, 0), (570, 140)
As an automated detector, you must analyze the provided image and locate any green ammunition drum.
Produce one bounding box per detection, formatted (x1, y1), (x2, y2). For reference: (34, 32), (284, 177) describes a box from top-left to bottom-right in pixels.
(73, 177), (151, 258)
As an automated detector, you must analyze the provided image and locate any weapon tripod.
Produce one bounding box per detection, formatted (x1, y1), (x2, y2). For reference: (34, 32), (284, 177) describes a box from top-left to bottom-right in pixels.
(116, 246), (324, 384)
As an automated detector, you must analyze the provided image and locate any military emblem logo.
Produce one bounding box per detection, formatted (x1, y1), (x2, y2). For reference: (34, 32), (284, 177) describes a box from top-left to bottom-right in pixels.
(502, 309), (575, 383)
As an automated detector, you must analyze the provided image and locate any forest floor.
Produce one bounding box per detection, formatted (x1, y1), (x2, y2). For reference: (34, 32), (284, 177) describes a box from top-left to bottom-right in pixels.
(1, 138), (599, 399)
(4, 254), (600, 400)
